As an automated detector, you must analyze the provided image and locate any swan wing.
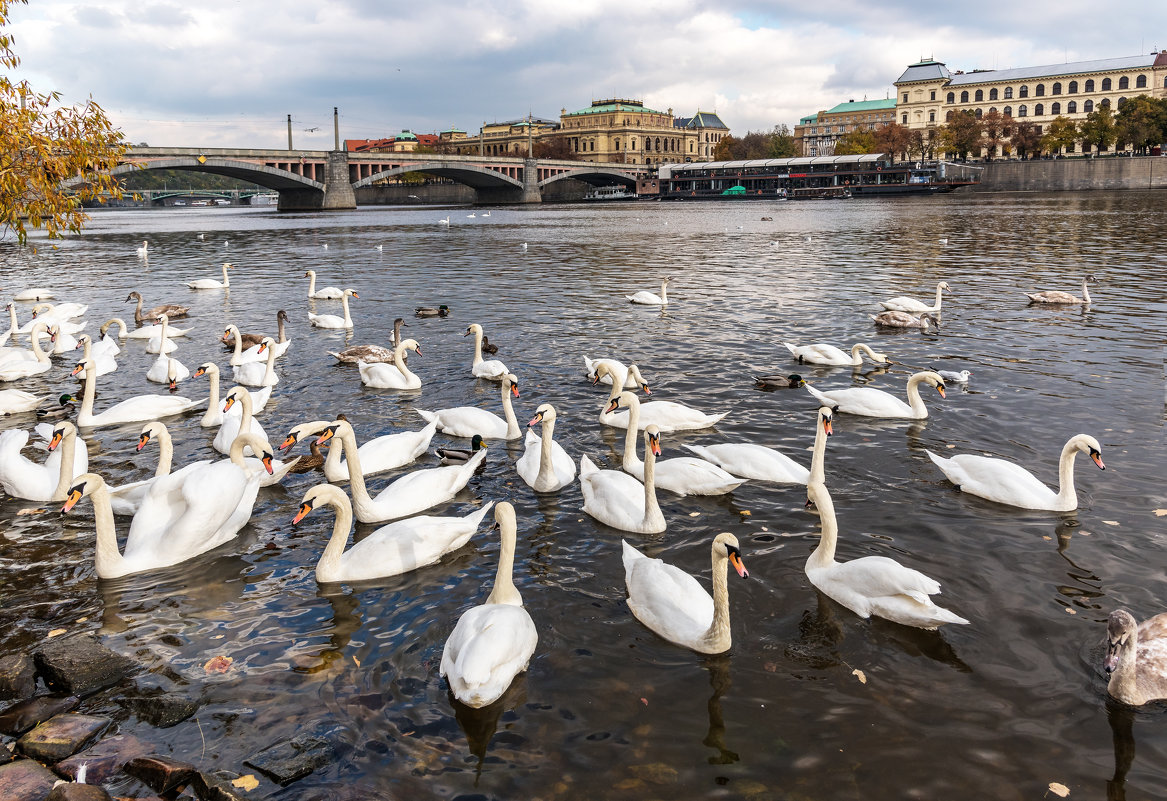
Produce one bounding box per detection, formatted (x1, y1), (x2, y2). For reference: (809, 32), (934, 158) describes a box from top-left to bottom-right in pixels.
(472, 359), (510, 380)
(515, 429), (541, 487)
(441, 603), (537, 706)
(581, 460), (647, 528)
(684, 443), (808, 483)
(926, 450), (1058, 508)
(417, 406), (508, 439)
(653, 457), (746, 496)
(880, 296), (928, 312)
(341, 502), (494, 580)
(370, 449), (485, 518)
(623, 541), (713, 645)
(806, 385), (910, 417)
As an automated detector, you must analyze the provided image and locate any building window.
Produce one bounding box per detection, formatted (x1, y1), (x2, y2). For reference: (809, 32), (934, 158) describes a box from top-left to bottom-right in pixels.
(975, 89), (984, 101)
(947, 91), (955, 103)
(1035, 84), (1045, 97)
(1102, 77), (1112, 91)
(1101, 98), (1111, 108)
(902, 113), (908, 123)
(1035, 103), (1044, 116)
(1085, 79), (1095, 92)
(1004, 106), (1012, 117)
(1068, 81), (1078, 93)
(1018, 105), (1027, 117)
(960, 90), (969, 103)
(1084, 99), (1094, 112)
(945, 111), (954, 122)
(1117, 97), (1127, 109)
(902, 92), (908, 102)
(1004, 87), (1014, 99)
(1019, 85), (1029, 98)
(1051, 102), (1061, 115)
(1067, 101), (1077, 114)
(1052, 82), (1062, 95)
(929, 111), (935, 122)
(989, 88), (998, 101)
(1136, 74), (1147, 88)
(930, 90), (936, 100)
(1118, 76), (1129, 90)
(990, 106), (997, 113)
(975, 108), (983, 119)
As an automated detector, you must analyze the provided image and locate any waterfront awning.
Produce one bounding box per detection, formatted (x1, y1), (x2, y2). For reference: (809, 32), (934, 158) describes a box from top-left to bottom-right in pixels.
(721, 185), (746, 195)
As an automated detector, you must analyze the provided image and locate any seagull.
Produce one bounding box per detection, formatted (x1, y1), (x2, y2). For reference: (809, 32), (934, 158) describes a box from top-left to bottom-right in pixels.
(322, 244), (328, 250)
(939, 238), (949, 245)
(197, 233), (205, 240)
(520, 243), (528, 251)
(376, 245), (383, 252)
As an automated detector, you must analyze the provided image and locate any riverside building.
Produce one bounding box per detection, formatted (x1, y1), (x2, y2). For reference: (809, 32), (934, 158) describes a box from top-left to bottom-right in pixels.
(793, 98), (897, 156)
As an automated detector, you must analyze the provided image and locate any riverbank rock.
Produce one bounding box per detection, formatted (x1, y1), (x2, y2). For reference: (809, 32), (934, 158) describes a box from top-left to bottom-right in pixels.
(34, 635), (137, 697)
(0, 654), (36, 702)
(0, 758), (59, 800)
(46, 782), (113, 801)
(17, 713), (111, 762)
(54, 733), (151, 784)
(123, 755), (198, 794)
(0, 696), (80, 737)
(244, 733), (335, 785)
(118, 692), (199, 728)
(191, 770), (250, 801)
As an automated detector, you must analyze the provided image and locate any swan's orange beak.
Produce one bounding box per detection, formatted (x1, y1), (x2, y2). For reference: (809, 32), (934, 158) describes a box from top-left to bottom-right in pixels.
(510, 383), (520, 398)
(73, 339), (83, 350)
(822, 415), (833, 436)
(71, 362), (84, 377)
(168, 379), (178, 392)
(727, 545), (749, 578)
(137, 432), (151, 452)
(350, 291), (359, 299)
(257, 342), (267, 354)
(936, 384), (946, 399)
(61, 486), (84, 514)
(193, 366), (206, 378)
(604, 398), (620, 414)
(528, 412), (543, 427)
(221, 329), (231, 342)
(640, 382), (652, 396)
(279, 433), (298, 452)
(1091, 450), (1106, 470)
(316, 426), (337, 446)
(413, 344), (422, 356)
(48, 429), (64, 451)
(222, 396), (236, 413)
(293, 499), (313, 524)
(261, 453), (275, 475)
(649, 433), (661, 456)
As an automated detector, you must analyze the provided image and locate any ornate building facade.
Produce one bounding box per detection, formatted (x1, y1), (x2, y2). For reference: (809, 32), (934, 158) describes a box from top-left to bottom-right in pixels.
(793, 98), (897, 156)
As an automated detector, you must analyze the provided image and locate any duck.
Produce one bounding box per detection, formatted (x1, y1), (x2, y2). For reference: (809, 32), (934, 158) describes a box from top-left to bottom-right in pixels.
(415, 305), (451, 317)
(293, 483), (495, 582)
(579, 427), (666, 534)
(584, 357), (651, 390)
(223, 310), (289, 351)
(416, 373), (521, 440)
(191, 362), (271, 426)
(72, 335), (118, 378)
(101, 317), (191, 341)
(611, 393), (743, 496)
(308, 288), (357, 329)
(481, 335), (498, 355)
(231, 337), (279, 387)
(107, 421), (212, 516)
(304, 269), (344, 299)
(626, 276), (670, 306)
(35, 394), (78, 420)
(1103, 609), (1167, 706)
(440, 502), (538, 708)
(0, 389), (50, 415)
(358, 339), (422, 389)
(465, 323), (508, 380)
(926, 434), (1104, 511)
(61, 433), (273, 579)
(314, 418), (487, 523)
(934, 369), (971, 383)
(683, 405), (831, 485)
(213, 385), (269, 456)
(804, 482), (968, 629)
(0, 421), (88, 501)
(1026, 274), (1098, 305)
(71, 358), (206, 427)
(622, 533), (749, 654)
(13, 288), (54, 301)
(288, 440), (327, 474)
(753, 373), (806, 390)
(516, 404), (575, 492)
(435, 434), (487, 466)
(328, 318), (405, 364)
(280, 417), (437, 483)
(187, 262), (232, 289)
(595, 363), (727, 432)
(784, 342), (891, 367)
(880, 281), (951, 313)
(806, 370), (945, 419)
(870, 311), (940, 330)
(125, 291), (189, 323)
(0, 323), (53, 381)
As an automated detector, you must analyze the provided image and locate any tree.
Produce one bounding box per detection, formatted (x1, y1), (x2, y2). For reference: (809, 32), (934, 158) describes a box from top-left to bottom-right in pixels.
(1, 0), (127, 245)
(1010, 120), (1041, 159)
(872, 122), (912, 161)
(711, 135), (736, 161)
(1078, 103), (1118, 155)
(939, 111), (982, 160)
(767, 124), (798, 158)
(533, 135), (575, 160)
(1115, 95), (1167, 155)
(979, 110), (1015, 161)
(1040, 116), (1079, 156)
(832, 128), (878, 155)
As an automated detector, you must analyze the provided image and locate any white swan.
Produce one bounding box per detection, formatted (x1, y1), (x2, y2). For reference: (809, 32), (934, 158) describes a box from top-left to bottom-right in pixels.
(1026, 274), (1097, 305)
(926, 434), (1104, 511)
(359, 339), (422, 389)
(293, 483), (495, 582)
(416, 373), (521, 440)
(213, 385), (269, 455)
(191, 362), (271, 426)
(683, 405), (832, 484)
(0, 303), (18, 347)
(108, 421), (212, 516)
(305, 270), (344, 299)
(0, 319), (53, 364)
(580, 427), (666, 534)
(187, 262), (232, 289)
(71, 358), (206, 427)
(145, 318), (189, 383)
(45, 324), (80, 354)
(880, 281), (950, 313)
(0, 323), (53, 381)
(440, 502), (538, 708)
(232, 337), (279, 387)
(14, 288), (54, 301)
(308, 288), (357, 328)
(515, 403), (575, 492)
(136, 240), (149, 259)
(622, 533), (748, 654)
(281, 418), (437, 483)
(806, 370), (945, 419)
(0, 421), (88, 501)
(1104, 609), (1167, 706)
(72, 335), (118, 379)
(465, 323), (509, 381)
(784, 341), (891, 367)
(626, 276), (670, 306)
(611, 392), (744, 496)
(101, 317), (190, 341)
(0, 389), (49, 415)
(805, 482), (969, 629)
(316, 418), (487, 523)
(870, 311), (940, 330)
(584, 357), (650, 389)
(62, 433), (273, 579)
(595, 363), (727, 432)
(31, 301), (87, 322)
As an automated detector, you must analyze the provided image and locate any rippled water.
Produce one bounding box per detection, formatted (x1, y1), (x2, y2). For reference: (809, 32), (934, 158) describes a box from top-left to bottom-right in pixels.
(1, 192), (1165, 800)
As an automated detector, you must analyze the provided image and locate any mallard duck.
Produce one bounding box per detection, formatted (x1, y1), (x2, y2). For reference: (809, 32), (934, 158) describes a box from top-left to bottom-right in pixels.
(870, 311), (939, 330)
(125, 291), (190, 324)
(753, 373), (806, 390)
(223, 310), (288, 350)
(289, 440), (327, 474)
(415, 305), (451, 318)
(481, 335), (499, 355)
(434, 434), (487, 468)
(36, 394), (78, 421)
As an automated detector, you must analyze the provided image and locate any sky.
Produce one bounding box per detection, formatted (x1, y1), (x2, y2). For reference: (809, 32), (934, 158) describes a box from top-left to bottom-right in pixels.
(8, 0), (1167, 149)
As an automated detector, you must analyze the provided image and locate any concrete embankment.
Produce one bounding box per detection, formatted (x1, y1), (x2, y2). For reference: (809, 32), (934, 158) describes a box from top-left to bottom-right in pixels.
(973, 155), (1167, 192)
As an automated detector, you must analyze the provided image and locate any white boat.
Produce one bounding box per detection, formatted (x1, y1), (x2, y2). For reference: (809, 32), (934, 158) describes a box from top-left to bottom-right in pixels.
(584, 185), (636, 201)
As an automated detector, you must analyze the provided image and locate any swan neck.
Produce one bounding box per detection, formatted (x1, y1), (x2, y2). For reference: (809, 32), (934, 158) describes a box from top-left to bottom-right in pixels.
(809, 418), (829, 485)
(485, 520), (522, 606)
(277, 315), (287, 343)
(934, 284), (945, 308)
(536, 418), (556, 485)
(6, 304), (16, 332)
(1055, 439), (1080, 507)
(230, 327), (244, 361)
(221, 263), (230, 286)
(905, 374), (928, 417)
(90, 483), (125, 578)
(1107, 632), (1141, 704)
(622, 411), (641, 473)
(307, 272), (317, 295)
(133, 295), (144, 324)
(501, 381), (519, 439)
(201, 368), (221, 425)
(155, 427), (174, 477)
(78, 359), (97, 425)
(335, 425), (372, 511)
(707, 547), (732, 651)
(807, 485), (838, 568)
(29, 325), (48, 361)
(317, 490), (354, 581)
(52, 429), (78, 501)
(341, 293), (352, 326)
(642, 439), (663, 525)
(472, 327), (484, 365)
(1081, 277), (1091, 304)
(393, 344), (415, 382)
(263, 345), (276, 381)
(660, 281), (668, 303)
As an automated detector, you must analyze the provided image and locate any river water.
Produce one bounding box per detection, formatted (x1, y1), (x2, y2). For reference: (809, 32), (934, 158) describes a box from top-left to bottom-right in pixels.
(0, 192), (1164, 800)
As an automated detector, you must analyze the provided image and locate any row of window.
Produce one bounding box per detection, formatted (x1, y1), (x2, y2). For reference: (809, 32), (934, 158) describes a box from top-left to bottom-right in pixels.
(943, 97), (1122, 122)
(946, 74), (1148, 105)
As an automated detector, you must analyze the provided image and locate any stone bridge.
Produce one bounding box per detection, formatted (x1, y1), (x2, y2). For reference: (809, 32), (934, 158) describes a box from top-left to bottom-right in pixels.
(100, 148), (649, 210)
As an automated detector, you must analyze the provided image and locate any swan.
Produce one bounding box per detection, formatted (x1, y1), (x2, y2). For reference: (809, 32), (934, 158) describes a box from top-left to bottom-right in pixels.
(232, 337), (279, 387)
(187, 262), (232, 289)
(595, 363), (727, 432)
(805, 482), (969, 629)
(806, 370), (945, 419)
(213, 385), (269, 455)
(611, 392), (744, 496)
(315, 418), (487, 523)
(416, 373), (521, 440)
(45, 325), (80, 354)
(1103, 609), (1167, 706)
(438, 216), (450, 226)
(784, 342), (891, 367)
(0, 303), (18, 347)
(0, 421), (88, 501)
(1026, 274), (1097, 305)
(101, 317), (190, 341)
(580, 427), (666, 534)
(0, 389), (49, 415)
(308, 288), (357, 329)
(0, 319), (53, 365)
(108, 421), (212, 516)
(328, 318), (405, 364)
(465, 323), (509, 381)
(880, 281), (951, 313)
(440, 502), (538, 708)
(584, 357), (651, 389)
(622, 533), (749, 654)
(280, 418), (436, 483)
(72, 335), (118, 378)
(293, 483), (495, 582)
(304, 270), (344, 300)
(626, 276), (670, 306)
(926, 434), (1105, 511)
(0, 323), (52, 381)
(683, 406), (832, 485)
(136, 240), (149, 259)
(191, 362), (271, 426)
(223, 310), (289, 351)
(467, 213), (476, 218)
(145, 318), (189, 384)
(515, 404), (576, 492)
(13, 288), (54, 301)
(31, 301), (87, 321)
(221, 324), (276, 365)
(61, 433), (273, 579)
(753, 373), (806, 390)
(125, 292), (189, 323)
(358, 339), (422, 389)
(71, 358), (206, 427)
(870, 311), (939, 330)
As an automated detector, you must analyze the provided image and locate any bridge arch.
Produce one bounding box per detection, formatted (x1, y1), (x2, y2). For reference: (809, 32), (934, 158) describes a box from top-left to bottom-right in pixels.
(538, 167), (639, 189)
(352, 163), (523, 191)
(86, 157), (325, 192)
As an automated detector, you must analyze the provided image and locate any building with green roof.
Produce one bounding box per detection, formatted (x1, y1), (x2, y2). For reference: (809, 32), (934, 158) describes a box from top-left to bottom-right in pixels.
(793, 97), (897, 156)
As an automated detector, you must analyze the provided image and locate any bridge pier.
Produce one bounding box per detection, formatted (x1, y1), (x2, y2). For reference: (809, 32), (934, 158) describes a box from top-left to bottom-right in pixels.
(277, 152), (356, 211)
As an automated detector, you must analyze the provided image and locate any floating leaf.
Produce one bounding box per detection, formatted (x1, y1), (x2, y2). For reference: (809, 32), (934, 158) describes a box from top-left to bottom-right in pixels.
(740, 510), (751, 516)
(16, 508), (46, 516)
(47, 628), (67, 638)
(1154, 509), (1167, 517)
(1102, 520), (1119, 527)
(946, 444), (956, 449)
(688, 512), (700, 517)
(852, 669), (867, 684)
(232, 775), (259, 791)
(640, 697), (648, 706)
(1065, 608), (1077, 615)
(1048, 782), (1070, 797)
(353, 655), (361, 667)
(204, 655), (234, 673)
